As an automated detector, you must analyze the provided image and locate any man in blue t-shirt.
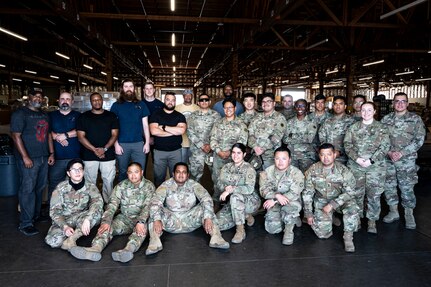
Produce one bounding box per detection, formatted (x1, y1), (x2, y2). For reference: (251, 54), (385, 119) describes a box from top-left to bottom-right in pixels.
(111, 79), (150, 181)
(48, 92), (81, 200)
(149, 92), (187, 187)
(212, 84), (244, 117)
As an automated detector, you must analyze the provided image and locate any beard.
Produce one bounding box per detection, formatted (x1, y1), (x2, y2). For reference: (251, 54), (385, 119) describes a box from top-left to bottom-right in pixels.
(60, 103), (70, 111)
(164, 103), (175, 111)
(121, 90), (136, 102)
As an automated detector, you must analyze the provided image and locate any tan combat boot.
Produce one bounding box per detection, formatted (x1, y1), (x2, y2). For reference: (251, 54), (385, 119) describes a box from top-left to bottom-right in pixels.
(367, 220), (377, 234)
(383, 205), (400, 223)
(145, 228), (163, 255)
(61, 230), (83, 251)
(343, 232), (355, 253)
(295, 216), (302, 227)
(70, 244), (103, 261)
(282, 224), (294, 245)
(231, 224), (246, 244)
(404, 208), (416, 229)
(112, 241), (139, 263)
(246, 214), (255, 227)
(209, 224), (230, 249)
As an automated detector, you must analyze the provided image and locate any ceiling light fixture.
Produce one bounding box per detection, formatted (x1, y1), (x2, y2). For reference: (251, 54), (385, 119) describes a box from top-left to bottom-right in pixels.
(0, 26), (28, 41)
(113, 77), (119, 80)
(363, 59), (384, 66)
(0, 64), (5, 68)
(25, 70), (37, 74)
(305, 38), (328, 50)
(171, 33), (176, 47)
(172, 54), (176, 63)
(101, 71), (107, 76)
(55, 52), (70, 60)
(251, 67), (259, 73)
(68, 79), (75, 83)
(12, 78), (22, 82)
(380, 0), (427, 20)
(50, 75), (59, 79)
(82, 82), (88, 86)
(395, 70), (414, 76)
(326, 68), (339, 75)
(170, 0), (175, 11)
(173, 66), (176, 71)
(359, 76), (373, 81)
(83, 64), (93, 70)
(299, 75), (310, 79)
(416, 77), (431, 81)
(33, 81), (41, 85)
(271, 57), (283, 65)
(282, 80), (289, 83)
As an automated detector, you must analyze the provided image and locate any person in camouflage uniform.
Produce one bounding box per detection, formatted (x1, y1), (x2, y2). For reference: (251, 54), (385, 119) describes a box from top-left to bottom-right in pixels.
(187, 93), (221, 182)
(70, 162), (155, 263)
(145, 162), (229, 255)
(45, 159), (103, 251)
(381, 92), (426, 229)
(344, 102), (391, 234)
(283, 99), (318, 173)
(238, 92), (258, 127)
(308, 94), (332, 128)
(248, 93), (287, 169)
(216, 143), (261, 244)
(352, 95), (366, 121)
(260, 146), (304, 245)
(303, 143), (360, 252)
(210, 98), (248, 204)
(318, 96), (355, 165)
(281, 94), (296, 121)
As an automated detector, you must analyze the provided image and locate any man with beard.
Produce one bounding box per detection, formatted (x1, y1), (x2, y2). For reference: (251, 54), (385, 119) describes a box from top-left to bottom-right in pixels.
(175, 89), (199, 164)
(48, 92), (81, 202)
(212, 84), (244, 117)
(11, 88), (55, 236)
(77, 92), (119, 203)
(149, 92), (187, 187)
(111, 79), (150, 181)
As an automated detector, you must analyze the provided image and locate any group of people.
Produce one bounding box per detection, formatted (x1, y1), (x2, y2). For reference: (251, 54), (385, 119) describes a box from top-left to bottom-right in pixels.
(10, 81), (425, 262)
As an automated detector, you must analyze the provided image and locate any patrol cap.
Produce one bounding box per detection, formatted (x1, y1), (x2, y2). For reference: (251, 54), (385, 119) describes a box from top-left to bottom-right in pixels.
(66, 158), (85, 171)
(183, 89), (193, 96)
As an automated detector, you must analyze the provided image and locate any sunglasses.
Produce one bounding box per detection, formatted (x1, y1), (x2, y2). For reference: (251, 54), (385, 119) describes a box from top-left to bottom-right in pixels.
(199, 98), (210, 102)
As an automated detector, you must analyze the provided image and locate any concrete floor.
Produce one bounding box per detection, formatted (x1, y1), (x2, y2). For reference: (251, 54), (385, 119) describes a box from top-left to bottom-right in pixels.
(0, 145), (430, 287)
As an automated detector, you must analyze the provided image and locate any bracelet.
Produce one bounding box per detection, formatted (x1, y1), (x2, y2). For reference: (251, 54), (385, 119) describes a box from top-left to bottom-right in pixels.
(65, 132), (69, 139)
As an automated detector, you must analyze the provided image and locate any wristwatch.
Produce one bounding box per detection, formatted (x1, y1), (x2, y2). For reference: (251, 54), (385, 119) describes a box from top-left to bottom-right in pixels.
(103, 147), (108, 152)
(162, 125), (166, 131)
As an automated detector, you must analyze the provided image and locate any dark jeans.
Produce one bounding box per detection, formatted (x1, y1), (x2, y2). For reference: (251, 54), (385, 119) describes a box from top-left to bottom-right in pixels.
(153, 148), (181, 187)
(48, 159), (69, 203)
(17, 156), (48, 229)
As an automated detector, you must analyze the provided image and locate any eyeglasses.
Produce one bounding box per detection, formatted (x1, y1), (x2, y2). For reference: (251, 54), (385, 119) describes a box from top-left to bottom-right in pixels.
(262, 100), (274, 104)
(199, 98), (210, 102)
(69, 167), (83, 173)
(394, 100), (408, 104)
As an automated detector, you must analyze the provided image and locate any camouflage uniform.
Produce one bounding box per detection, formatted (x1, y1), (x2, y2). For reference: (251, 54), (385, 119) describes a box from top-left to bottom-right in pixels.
(248, 110), (287, 169)
(210, 117), (248, 202)
(149, 178), (220, 233)
(308, 111), (332, 128)
(381, 111), (426, 209)
(238, 110), (258, 127)
(303, 161), (360, 238)
(187, 109), (221, 181)
(344, 121), (391, 220)
(90, 178), (155, 250)
(281, 108), (296, 121)
(318, 114), (356, 164)
(283, 115), (318, 173)
(259, 165), (304, 234)
(45, 180), (103, 248)
(216, 162), (261, 230)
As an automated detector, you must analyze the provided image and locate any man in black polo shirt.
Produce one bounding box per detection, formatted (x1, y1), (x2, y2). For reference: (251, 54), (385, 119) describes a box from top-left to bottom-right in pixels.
(149, 92), (186, 187)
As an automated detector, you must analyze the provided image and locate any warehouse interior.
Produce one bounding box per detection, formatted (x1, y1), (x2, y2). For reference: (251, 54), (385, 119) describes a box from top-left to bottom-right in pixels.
(0, 1), (431, 286)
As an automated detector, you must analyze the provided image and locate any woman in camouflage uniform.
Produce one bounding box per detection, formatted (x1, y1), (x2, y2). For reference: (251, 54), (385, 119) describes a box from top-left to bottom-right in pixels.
(216, 143), (261, 244)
